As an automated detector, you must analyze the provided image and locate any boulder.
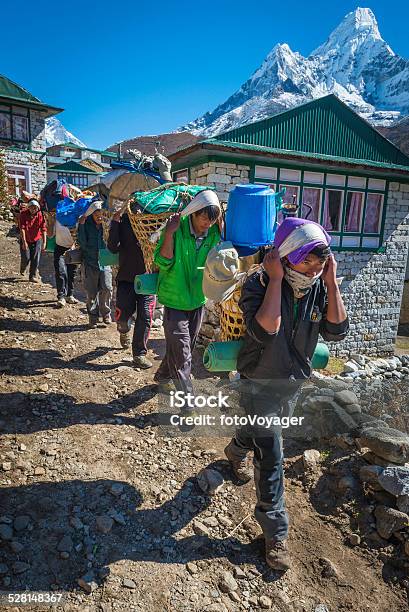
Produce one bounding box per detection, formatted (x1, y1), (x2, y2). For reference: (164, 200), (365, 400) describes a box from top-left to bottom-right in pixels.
(397, 495), (409, 514)
(359, 464), (384, 484)
(358, 427), (409, 465)
(378, 466), (409, 496)
(334, 390), (359, 406)
(374, 505), (409, 539)
(303, 449), (321, 470)
(344, 361), (361, 373)
(310, 373), (350, 392)
(344, 404), (362, 415)
(196, 468), (224, 495)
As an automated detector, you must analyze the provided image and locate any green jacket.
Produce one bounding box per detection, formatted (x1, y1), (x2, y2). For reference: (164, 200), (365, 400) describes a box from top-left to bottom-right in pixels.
(154, 216), (220, 310)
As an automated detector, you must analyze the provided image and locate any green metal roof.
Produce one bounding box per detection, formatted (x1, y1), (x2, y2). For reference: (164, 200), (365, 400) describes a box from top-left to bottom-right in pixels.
(202, 138), (409, 172)
(0, 74), (63, 117)
(214, 94), (409, 168)
(49, 141), (116, 157)
(48, 160), (100, 174)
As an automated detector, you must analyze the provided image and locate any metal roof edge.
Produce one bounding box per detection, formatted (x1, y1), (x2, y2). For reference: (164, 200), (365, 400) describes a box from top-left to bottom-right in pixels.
(0, 95), (63, 117)
(200, 139), (409, 173)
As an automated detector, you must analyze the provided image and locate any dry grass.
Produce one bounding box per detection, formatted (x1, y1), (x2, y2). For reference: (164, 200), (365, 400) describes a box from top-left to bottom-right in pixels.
(396, 335), (409, 352)
(321, 356), (346, 377)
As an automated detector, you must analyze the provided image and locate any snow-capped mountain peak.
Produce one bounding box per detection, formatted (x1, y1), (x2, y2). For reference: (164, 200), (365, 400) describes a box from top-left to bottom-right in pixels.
(311, 7), (383, 57)
(181, 7), (408, 137)
(45, 117), (86, 149)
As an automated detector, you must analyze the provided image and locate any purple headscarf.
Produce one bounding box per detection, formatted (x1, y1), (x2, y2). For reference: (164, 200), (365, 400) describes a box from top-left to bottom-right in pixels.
(274, 218), (331, 265)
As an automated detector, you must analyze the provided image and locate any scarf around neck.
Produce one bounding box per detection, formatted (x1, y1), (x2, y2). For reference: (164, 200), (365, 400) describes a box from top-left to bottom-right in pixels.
(283, 264), (322, 299)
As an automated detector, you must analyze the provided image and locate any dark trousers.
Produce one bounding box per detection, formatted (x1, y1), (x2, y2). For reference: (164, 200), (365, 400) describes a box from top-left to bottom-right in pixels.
(82, 264), (113, 320)
(20, 239), (42, 279)
(229, 382), (291, 541)
(232, 432), (288, 541)
(53, 245), (76, 299)
(155, 306), (204, 395)
(114, 281), (156, 357)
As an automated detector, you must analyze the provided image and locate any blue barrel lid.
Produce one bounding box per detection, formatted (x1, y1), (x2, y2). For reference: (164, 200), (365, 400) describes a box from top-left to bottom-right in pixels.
(231, 184), (274, 196)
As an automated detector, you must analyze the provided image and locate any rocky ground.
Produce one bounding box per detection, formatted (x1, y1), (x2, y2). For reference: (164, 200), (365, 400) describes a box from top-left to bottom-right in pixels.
(0, 219), (408, 612)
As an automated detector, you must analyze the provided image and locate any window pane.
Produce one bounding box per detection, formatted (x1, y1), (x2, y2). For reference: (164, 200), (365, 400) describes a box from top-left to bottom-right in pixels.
(280, 169), (301, 182)
(364, 193), (383, 233)
(279, 185), (299, 205)
(323, 190), (343, 231)
(0, 111), (11, 138)
(12, 115), (29, 141)
(326, 173), (345, 186)
(362, 236), (380, 248)
(348, 176), (366, 188)
(301, 187), (321, 222)
(173, 169), (189, 183)
(344, 192), (363, 232)
(342, 236), (360, 247)
(368, 178), (385, 190)
(255, 165), (277, 179)
(303, 171), (324, 184)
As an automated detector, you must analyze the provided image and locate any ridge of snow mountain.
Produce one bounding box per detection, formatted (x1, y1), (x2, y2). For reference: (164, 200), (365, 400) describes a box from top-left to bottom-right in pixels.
(45, 117), (86, 148)
(181, 7), (409, 136)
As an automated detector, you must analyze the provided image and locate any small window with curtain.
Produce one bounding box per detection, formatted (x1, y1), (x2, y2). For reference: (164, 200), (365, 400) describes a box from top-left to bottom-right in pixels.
(301, 187), (321, 222)
(323, 189), (343, 231)
(278, 184), (299, 223)
(0, 107), (11, 139)
(12, 115), (29, 141)
(363, 193), (383, 233)
(344, 191), (364, 232)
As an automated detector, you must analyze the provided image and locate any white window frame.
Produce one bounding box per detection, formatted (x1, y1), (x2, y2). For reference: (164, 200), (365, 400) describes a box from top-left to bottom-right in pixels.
(6, 164), (32, 194)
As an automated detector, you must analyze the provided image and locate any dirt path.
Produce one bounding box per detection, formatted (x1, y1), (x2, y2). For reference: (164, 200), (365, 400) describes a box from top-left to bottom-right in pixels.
(0, 220), (407, 612)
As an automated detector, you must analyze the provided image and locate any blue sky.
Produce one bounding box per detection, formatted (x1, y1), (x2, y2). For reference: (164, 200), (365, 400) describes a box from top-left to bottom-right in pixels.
(1, 1), (408, 149)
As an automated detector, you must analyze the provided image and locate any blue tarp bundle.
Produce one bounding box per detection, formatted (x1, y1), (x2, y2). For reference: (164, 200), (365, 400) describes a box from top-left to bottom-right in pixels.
(110, 160), (165, 184)
(56, 197), (93, 228)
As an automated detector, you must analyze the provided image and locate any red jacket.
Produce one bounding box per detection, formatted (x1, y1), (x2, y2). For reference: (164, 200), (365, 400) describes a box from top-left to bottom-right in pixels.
(19, 209), (47, 243)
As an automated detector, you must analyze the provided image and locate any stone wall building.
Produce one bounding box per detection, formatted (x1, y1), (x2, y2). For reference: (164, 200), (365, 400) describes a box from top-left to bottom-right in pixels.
(170, 95), (409, 356)
(0, 75), (62, 199)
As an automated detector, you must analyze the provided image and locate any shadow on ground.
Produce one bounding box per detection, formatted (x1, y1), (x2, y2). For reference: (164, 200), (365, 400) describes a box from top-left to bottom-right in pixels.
(0, 469), (276, 593)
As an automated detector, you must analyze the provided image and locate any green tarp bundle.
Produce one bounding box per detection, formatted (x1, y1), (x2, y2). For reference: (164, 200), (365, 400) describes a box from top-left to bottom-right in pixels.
(99, 248), (119, 267)
(134, 273), (159, 295)
(45, 235), (56, 253)
(129, 183), (214, 215)
(203, 341), (329, 372)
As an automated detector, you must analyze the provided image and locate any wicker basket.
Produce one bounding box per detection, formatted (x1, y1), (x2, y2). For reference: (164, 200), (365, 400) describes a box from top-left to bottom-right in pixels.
(127, 204), (172, 273)
(101, 209), (112, 244)
(219, 261), (262, 341)
(220, 287), (246, 341)
(45, 211), (56, 237)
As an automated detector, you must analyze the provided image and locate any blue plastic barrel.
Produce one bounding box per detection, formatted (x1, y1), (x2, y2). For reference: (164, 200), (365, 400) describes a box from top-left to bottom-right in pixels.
(225, 184), (277, 248)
